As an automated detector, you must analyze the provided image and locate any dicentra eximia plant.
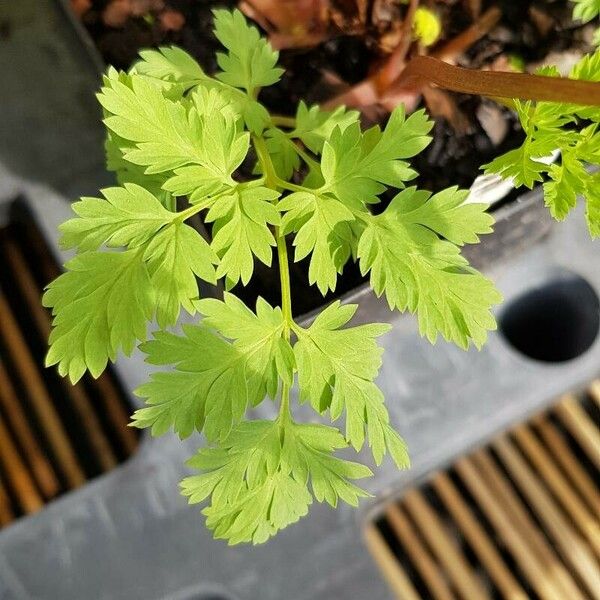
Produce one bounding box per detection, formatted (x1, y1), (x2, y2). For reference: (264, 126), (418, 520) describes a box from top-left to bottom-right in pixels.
(45, 9), (600, 544)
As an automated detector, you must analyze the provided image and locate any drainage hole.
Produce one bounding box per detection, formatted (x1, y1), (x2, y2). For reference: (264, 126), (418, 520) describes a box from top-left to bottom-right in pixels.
(499, 272), (600, 363)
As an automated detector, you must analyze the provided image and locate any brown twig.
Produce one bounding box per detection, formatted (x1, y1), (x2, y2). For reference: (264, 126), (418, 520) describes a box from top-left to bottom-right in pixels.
(432, 6), (501, 63)
(393, 55), (600, 106)
(374, 0), (419, 92)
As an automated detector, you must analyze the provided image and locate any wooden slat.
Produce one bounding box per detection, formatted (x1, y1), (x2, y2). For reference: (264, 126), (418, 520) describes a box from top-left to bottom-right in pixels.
(364, 525), (423, 600)
(493, 436), (600, 599)
(589, 380), (600, 409)
(0, 414), (43, 513)
(555, 394), (600, 469)
(0, 363), (59, 499)
(402, 489), (489, 600)
(386, 503), (456, 600)
(1, 236), (118, 471)
(455, 456), (567, 600)
(533, 416), (600, 519)
(93, 375), (138, 455)
(471, 450), (585, 600)
(0, 477), (14, 526)
(432, 472), (527, 600)
(513, 425), (600, 558)
(0, 291), (84, 488)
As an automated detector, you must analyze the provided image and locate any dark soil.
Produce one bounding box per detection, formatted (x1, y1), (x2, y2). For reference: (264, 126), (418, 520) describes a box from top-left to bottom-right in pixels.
(74, 0), (593, 316)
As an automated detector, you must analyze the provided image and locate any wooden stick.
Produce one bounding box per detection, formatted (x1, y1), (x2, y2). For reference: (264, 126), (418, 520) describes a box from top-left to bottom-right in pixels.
(0, 363), (59, 499)
(0, 414), (43, 513)
(0, 291), (84, 488)
(1, 237), (118, 471)
(513, 425), (600, 559)
(555, 395), (600, 469)
(471, 450), (584, 600)
(402, 489), (489, 600)
(432, 7), (502, 63)
(432, 472), (528, 600)
(363, 524), (423, 600)
(0, 477), (14, 526)
(386, 503), (456, 600)
(533, 416), (600, 519)
(494, 437), (600, 598)
(456, 454), (567, 600)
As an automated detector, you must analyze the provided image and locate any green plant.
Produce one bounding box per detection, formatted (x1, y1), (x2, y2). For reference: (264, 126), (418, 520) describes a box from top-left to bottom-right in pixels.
(485, 58), (600, 237)
(45, 8), (599, 545)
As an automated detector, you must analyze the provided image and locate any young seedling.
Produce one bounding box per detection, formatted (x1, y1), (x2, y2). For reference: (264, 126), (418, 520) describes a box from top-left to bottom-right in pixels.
(45, 8), (599, 544)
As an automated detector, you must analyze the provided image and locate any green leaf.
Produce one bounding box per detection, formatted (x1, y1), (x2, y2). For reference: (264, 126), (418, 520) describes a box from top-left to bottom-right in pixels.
(584, 173), (600, 237)
(483, 60), (600, 237)
(133, 295), (290, 439)
(258, 128), (300, 181)
(392, 186), (494, 245)
(321, 106), (433, 210)
(207, 184), (281, 287)
(59, 183), (174, 252)
(212, 8), (283, 95)
(543, 151), (587, 221)
(144, 221), (218, 328)
(293, 301), (407, 466)
(572, 0), (600, 23)
(44, 249), (155, 383)
(99, 74), (248, 198)
(105, 132), (173, 207)
(291, 102), (359, 154)
(483, 142), (553, 188)
(196, 292), (295, 393)
(133, 326), (248, 440)
(357, 189), (502, 349)
(279, 191), (354, 294)
(133, 46), (206, 89)
(181, 419), (371, 544)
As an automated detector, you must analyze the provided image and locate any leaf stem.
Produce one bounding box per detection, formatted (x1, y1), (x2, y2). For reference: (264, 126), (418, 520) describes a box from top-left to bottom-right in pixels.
(174, 189), (230, 223)
(271, 114), (296, 128)
(253, 134), (295, 421)
(290, 142), (321, 174)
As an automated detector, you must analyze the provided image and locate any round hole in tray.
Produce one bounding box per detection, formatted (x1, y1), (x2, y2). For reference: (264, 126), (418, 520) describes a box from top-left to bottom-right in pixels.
(499, 271), (600, 363)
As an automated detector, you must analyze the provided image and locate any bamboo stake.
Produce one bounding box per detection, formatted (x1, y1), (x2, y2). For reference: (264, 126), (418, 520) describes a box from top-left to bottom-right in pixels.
(386, 503), (456, 600)
(0, 291), (84, 487)
(0, 363), (59, 499)
(555, 395), (600, 469)
(513, 425), (600, 558)
(0, 414), (43, 513)
(1, 237), (117, 471)
(402, 489), (489, 600)
(494, 437), (600, 598)
(363, 524), (422, 600)
(432, 472), (528, 600)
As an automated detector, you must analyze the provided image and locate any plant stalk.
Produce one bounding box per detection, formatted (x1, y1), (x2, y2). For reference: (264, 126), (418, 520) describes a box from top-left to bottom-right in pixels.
(253, 134), (295, 422)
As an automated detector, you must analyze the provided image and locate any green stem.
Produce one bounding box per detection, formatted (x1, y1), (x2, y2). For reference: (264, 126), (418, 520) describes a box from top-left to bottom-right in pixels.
(253, 134), (295, 423)
(271, 114), (296, 128)
(291, 142), (321, 174)
(173, 189), (231, 223)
